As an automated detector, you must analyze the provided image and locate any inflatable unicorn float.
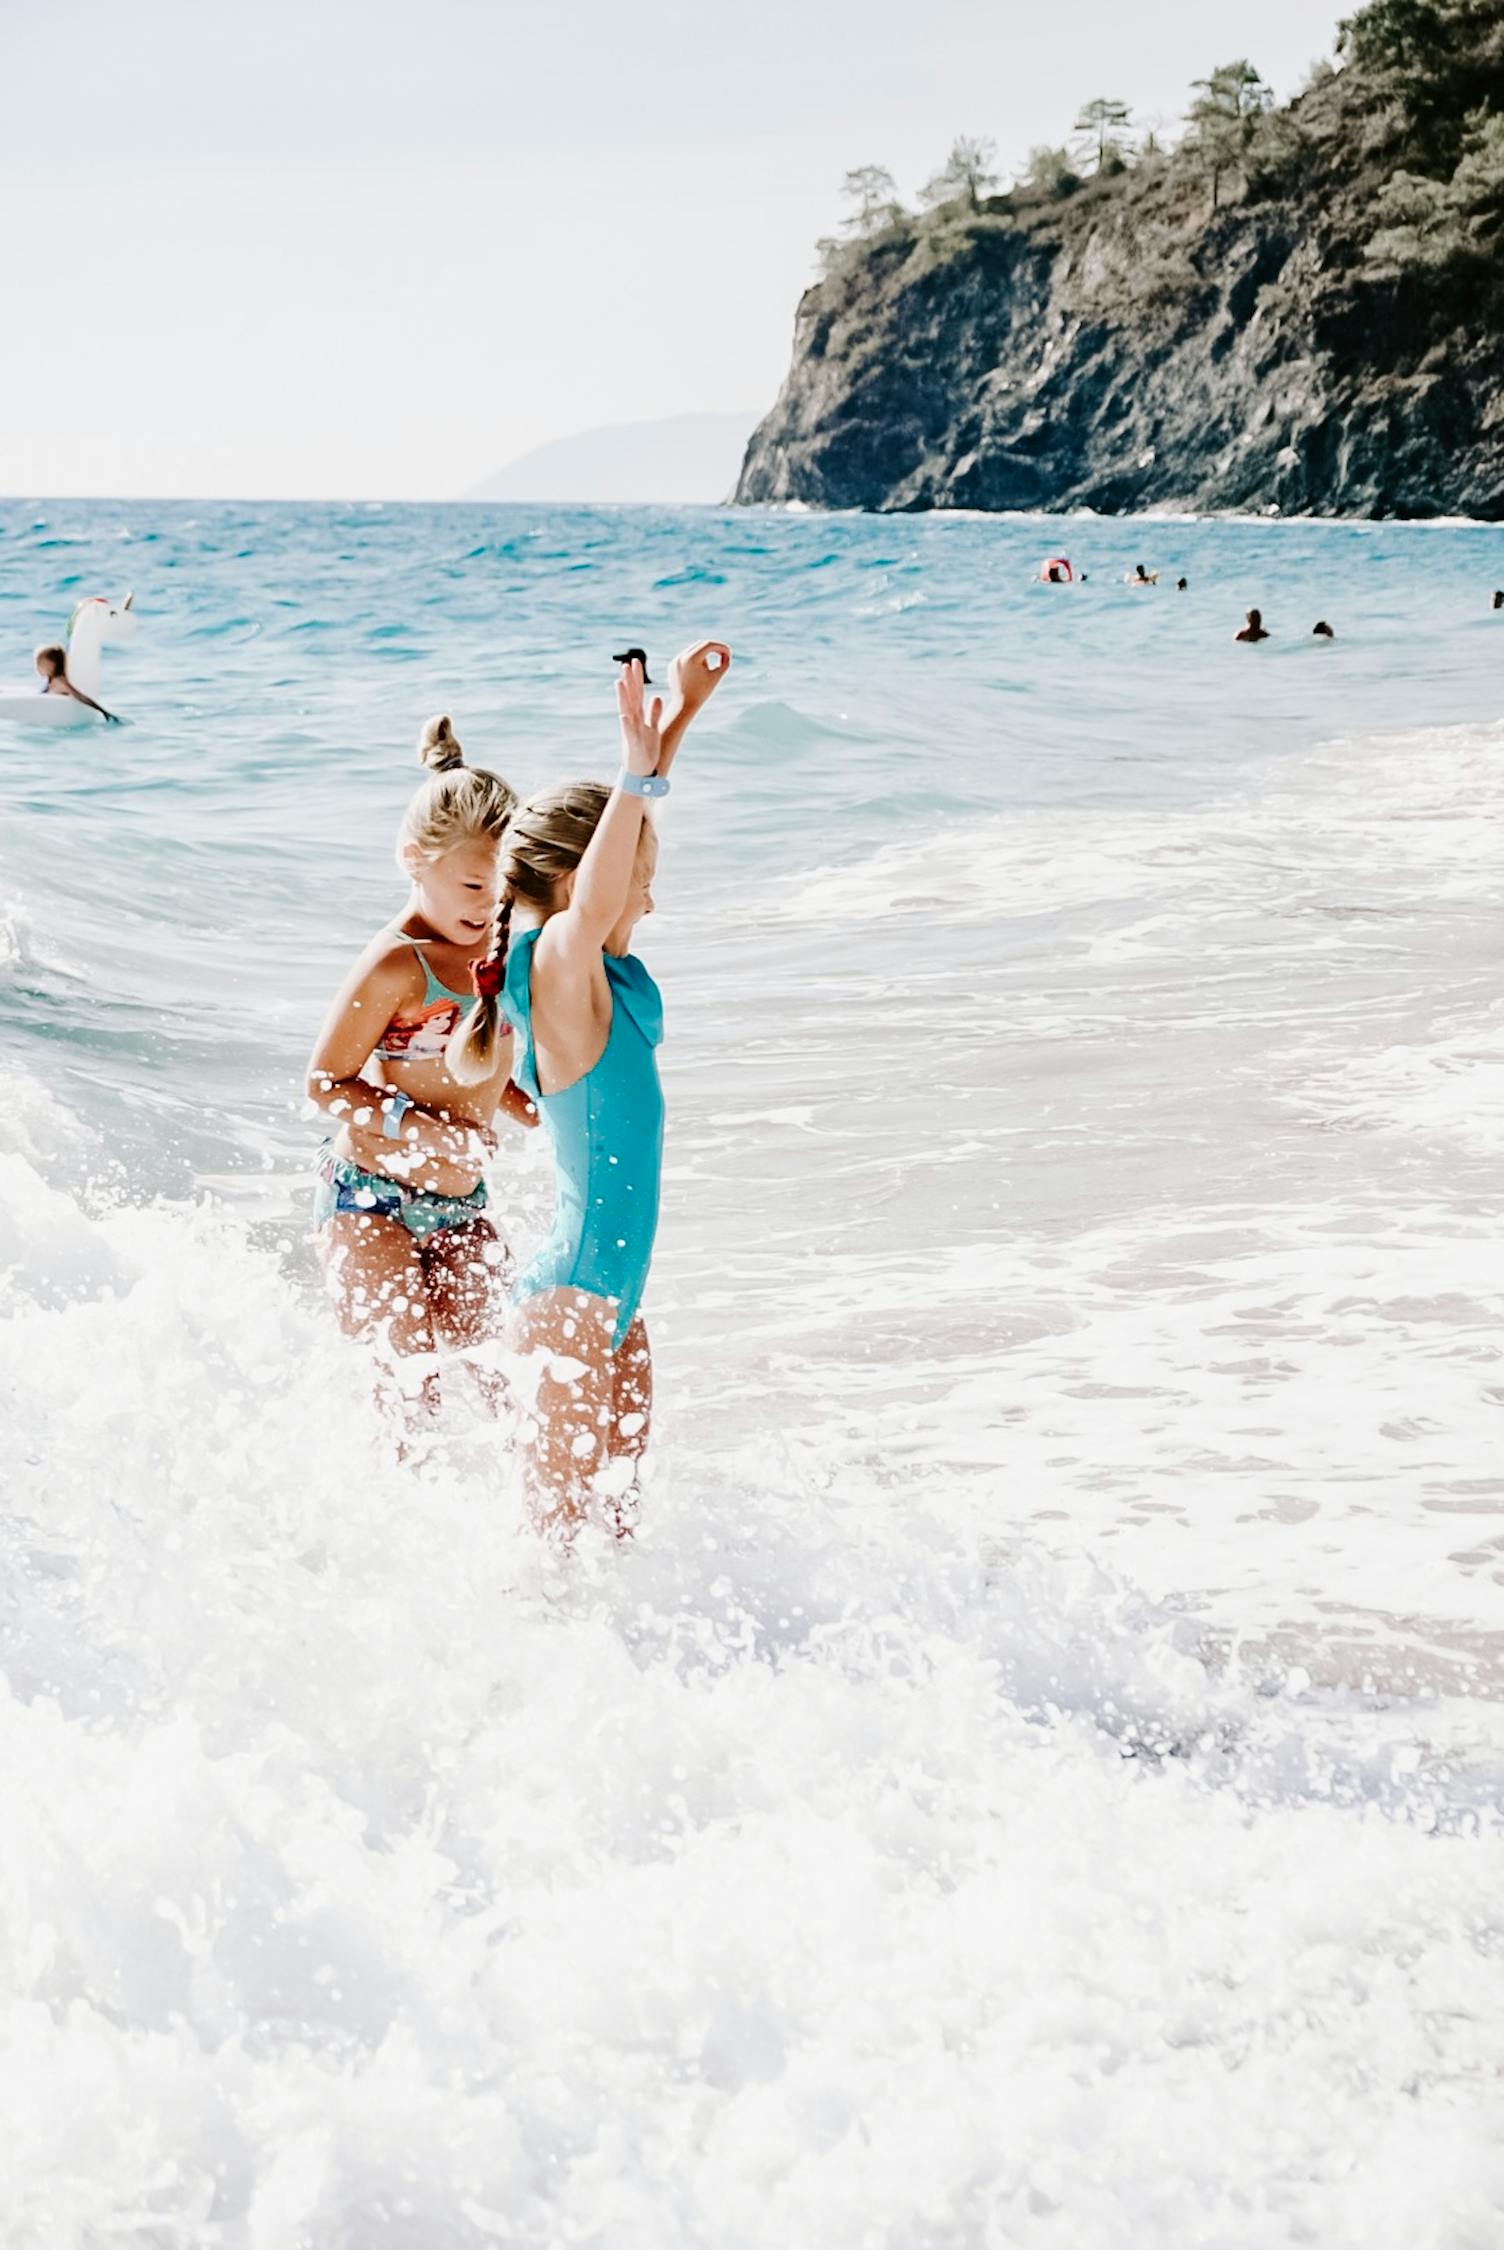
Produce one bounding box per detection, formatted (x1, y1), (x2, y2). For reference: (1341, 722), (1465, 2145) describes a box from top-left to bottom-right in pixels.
(0, 592), (137, 727)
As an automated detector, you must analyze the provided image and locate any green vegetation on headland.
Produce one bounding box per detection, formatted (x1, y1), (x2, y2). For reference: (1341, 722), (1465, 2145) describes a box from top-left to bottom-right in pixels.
(735, 0), (1504, 518)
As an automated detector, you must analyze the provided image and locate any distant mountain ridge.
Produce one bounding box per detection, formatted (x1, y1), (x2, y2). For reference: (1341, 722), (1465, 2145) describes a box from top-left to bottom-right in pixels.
(736, 2), (1504, 519)
(468, 413), (758, 505)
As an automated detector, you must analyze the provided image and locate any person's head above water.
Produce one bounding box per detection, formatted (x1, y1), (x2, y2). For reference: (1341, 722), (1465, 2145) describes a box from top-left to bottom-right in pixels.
(448, 779), (658, 1085)
(33, 643), (67, 681)
(1177, 577), (1188, 591)
(1135, 564), (1150, 580)
(1312, 620), (1334, 638)
(395, 715), (518, 947)
(1493, 591), (1504, 611)
(1247, 608), (1262, 628)
(612, 645), (652, 682)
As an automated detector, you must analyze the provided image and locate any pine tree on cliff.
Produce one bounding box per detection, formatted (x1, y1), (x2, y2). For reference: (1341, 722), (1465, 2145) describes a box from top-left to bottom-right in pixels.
(1072, 97), (1133, 176)
(920, 137), (999, 212)
(1185, 60), (1273, 209)
(840, 166), (905, 238)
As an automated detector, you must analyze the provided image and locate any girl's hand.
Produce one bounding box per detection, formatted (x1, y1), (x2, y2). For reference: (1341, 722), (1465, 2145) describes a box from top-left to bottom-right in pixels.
(616, 658), (665, 776)
(668, 640), (732, 714)
(347, 1104), (488, 1182)
(657, 640), (731, 775)
(501, 1078), (541, 1130)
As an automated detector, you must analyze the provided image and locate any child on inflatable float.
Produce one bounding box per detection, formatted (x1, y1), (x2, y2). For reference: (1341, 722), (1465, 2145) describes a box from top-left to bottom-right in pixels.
(35, 642), (119, 723)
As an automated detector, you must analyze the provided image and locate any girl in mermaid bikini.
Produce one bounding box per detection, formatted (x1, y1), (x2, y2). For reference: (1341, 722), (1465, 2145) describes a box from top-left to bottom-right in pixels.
(305, 715), (536, 1421)
(449, 642), (730, 1532)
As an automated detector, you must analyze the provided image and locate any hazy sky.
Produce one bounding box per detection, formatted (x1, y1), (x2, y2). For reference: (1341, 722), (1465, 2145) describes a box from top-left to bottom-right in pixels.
(1, 0), (1349, 499)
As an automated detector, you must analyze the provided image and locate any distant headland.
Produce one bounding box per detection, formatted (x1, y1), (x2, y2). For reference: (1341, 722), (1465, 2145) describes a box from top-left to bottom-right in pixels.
(469, 413), (758, 507)
(735, 0), (1504, 519)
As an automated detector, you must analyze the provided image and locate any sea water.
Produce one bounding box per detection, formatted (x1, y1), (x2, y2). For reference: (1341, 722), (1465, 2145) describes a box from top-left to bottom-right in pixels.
(1, 499), (1502, 2244)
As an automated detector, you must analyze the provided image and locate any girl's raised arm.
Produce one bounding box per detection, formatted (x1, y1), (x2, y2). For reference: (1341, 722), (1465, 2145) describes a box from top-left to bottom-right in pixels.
(539, 660), (664, 971)
(654, 640), (731, 777)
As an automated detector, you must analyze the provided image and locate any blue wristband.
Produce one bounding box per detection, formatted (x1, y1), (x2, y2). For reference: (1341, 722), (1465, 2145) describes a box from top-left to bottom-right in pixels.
(619, 769), (670, 799)
(382, 1090), (415, 1140)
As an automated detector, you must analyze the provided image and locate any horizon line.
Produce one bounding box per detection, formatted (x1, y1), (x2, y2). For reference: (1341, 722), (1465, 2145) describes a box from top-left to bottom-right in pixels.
(0, 493), (750, 510)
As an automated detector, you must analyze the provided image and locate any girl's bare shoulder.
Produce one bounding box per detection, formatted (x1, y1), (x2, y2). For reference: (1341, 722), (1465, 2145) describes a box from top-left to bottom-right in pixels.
(329, 928), (427, 1013)
(358, 926), (426, 981)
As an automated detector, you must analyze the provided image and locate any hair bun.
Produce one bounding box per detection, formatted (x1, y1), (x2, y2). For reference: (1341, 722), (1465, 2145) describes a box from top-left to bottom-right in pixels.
(417, 713), (464, 772)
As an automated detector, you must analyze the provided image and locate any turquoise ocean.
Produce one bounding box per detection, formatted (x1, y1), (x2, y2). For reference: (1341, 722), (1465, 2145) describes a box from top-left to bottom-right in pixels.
(1, 499), (1502, 2243)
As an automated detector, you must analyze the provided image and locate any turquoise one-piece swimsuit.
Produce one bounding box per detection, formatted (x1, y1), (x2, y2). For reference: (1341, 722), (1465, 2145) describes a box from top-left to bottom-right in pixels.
(503, 925), (665, 1349)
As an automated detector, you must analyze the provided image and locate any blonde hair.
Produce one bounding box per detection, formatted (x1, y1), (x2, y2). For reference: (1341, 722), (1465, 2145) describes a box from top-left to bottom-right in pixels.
(399, 714), (517, 867)
(446, 780), (611, 1083)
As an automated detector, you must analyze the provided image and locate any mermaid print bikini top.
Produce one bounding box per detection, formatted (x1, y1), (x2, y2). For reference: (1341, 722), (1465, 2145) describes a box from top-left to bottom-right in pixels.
(374, 945), (481, 1063)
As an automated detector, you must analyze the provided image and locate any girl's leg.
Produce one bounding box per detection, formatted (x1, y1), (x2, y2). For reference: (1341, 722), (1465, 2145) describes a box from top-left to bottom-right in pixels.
(609, 1314), (653, 1460)
(605, 1315), (653, 1538)
(420, 1219), (512, 1415)
(320, 1211), (439, 1420)
(510, 1289), (619, 1535)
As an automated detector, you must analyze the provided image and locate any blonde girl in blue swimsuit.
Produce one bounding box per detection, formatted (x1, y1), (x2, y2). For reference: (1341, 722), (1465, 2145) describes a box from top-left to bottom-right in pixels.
(306, 716), (536, 1421)
(450, 642), (730, 1531)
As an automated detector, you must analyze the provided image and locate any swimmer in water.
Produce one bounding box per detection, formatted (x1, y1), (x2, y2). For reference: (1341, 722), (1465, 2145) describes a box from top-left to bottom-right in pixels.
(449, 641), (731, 1538)
(306, 715), (537, 1430)
(1176, 577), (1189, 591)
(611, 645), (652, 681)
(1312, 620), (1335, 639)
(1235, 608), (1270, 643)
(34, 642), (118, 722)
(1493, 591), (1503, 611)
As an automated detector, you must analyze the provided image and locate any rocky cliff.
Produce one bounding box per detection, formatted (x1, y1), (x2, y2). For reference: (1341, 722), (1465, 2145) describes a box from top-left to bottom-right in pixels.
(735, 21), (1504, 519)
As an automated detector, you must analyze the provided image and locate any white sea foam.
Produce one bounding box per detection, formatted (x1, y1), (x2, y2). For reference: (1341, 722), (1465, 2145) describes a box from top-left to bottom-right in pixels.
(658, 716), (1504, 1691)
(1292, 1012), (1504, 1151)
(0, 1063), (98, 1180)
(0, 896), (34, 974)
(779, 718), (1504, 934)
(1, 1167), (1503, 2247)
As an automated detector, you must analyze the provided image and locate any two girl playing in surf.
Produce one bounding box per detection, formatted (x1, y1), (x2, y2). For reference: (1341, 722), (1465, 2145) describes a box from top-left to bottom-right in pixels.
(306, 640), (731, 1534)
